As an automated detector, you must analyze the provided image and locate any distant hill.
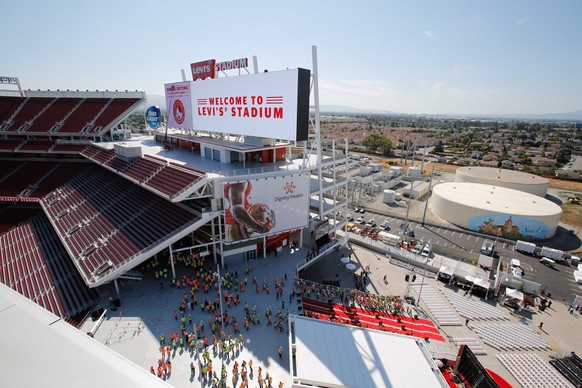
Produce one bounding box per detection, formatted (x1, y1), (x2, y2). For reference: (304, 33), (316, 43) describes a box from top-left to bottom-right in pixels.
(446, 110), (582, 121)
(139, 95), (166, 112)
(320, 105), (397, 114)
(138, 94), (582, 121)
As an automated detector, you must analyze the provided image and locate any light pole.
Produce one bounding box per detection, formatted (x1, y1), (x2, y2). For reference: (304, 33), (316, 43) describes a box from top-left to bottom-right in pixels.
(417, 255), (428, 305)
(422, 165), (435, 226)
(215, 264), (225, 335)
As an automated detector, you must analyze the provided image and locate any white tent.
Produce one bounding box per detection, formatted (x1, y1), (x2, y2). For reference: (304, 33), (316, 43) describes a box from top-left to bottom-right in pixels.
(439, 266), (454, 276)
(505, 288), (524, 301)
(473, 278), (490, 290)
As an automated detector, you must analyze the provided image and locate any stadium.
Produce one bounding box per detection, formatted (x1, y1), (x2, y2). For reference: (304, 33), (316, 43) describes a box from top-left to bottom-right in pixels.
(5, 52), (570, 388)
(0, 52), (385, 387)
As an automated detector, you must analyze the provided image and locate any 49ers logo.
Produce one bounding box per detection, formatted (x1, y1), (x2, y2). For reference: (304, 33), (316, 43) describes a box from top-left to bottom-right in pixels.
(173, 100), (185, 125)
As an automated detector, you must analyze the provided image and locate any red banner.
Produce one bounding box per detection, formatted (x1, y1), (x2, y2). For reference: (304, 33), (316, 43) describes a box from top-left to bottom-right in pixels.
(190, 59), (216, 81)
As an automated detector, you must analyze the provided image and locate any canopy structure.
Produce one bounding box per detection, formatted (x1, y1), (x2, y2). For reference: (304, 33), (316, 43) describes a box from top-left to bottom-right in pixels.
(291, 315), (448, 388)
(346, 263), (357, 271)
(473, 278), (490, 290)
(340, 256), (350, 264)
(439, 266), (454, 276)
(505, 288), (524, 301)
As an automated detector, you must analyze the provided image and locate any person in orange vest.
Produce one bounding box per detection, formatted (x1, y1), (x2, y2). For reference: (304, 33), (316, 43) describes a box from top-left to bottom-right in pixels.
(278, 346), (283, 358)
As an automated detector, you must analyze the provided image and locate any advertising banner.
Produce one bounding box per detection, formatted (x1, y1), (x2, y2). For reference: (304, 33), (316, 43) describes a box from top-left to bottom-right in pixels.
(223, 173), (309, 243)
(164, 81), (194, 129)
(145, 106), (161, 129)
(165, 68), (310, 141)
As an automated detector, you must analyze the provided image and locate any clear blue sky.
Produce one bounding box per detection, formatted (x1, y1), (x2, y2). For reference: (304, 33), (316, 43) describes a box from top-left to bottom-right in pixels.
(3, 0), (581, 115)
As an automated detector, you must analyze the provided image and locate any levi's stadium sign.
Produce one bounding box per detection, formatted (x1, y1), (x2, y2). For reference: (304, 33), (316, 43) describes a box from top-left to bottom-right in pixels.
(190, 58), (249, 81)
(190, 59), (216, 81)
(164, 68), (310, 142)
(216, 58), (248, 72)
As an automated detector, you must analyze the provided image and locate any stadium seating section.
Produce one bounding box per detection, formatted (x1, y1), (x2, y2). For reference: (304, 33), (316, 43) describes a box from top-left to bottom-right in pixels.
(0, 206), (98, 319)
(550, 352), (582, 387)
(0, 161), (93, 200)
(41, 165), (198, 284)
(80, 146), (205, 199)
(0, 92), (214, 320)
(302, 297), (445, 341)
(0, 96), (139, 136)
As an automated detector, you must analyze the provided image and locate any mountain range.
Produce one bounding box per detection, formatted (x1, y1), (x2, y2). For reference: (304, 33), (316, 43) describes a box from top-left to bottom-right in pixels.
(141, 95), (582, 121)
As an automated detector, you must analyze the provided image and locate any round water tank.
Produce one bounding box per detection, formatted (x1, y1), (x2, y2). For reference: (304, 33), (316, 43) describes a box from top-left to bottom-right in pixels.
(395, 193), (402, 201)
(383, 189), (396, 203)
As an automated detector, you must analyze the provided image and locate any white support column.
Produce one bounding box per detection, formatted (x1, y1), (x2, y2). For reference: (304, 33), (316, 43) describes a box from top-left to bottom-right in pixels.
(263, 235), (267, 258)
(312, 45), (323, 219)
(211, 217), (218, 266)
(169, 245), (176, 279)
(217, 215), (224, 269)
(114, 278), (120, 296)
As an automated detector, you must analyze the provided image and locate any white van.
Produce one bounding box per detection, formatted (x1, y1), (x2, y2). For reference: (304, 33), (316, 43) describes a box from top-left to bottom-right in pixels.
(510, 259), (521, 269)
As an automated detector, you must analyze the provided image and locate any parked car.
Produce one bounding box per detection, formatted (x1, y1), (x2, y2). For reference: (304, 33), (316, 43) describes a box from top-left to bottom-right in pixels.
(411, 244), (423, 255)
(421, 243), (432, 258)
(380, 221), (390, 230)
(367, 219), (376, 227)
(346, 213), (354, 221)
(357, 216), (366, 224)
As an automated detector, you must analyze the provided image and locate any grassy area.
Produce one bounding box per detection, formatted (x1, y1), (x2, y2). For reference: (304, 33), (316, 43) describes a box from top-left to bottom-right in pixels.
(561, 202), (582, 228)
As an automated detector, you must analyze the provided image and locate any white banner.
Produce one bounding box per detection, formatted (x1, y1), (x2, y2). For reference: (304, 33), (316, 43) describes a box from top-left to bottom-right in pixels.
(223, 173), (309, 243)
(165, 68), (310, 141)
(164, 81), (194, 129)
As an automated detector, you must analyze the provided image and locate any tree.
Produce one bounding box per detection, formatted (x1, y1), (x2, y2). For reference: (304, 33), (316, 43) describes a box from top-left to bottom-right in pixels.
(433, 140), (444, 154)
(362, 133), (392, 155)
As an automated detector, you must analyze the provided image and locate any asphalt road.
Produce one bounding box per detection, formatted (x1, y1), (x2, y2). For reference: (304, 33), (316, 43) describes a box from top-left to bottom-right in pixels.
(342, 209), (582, 303)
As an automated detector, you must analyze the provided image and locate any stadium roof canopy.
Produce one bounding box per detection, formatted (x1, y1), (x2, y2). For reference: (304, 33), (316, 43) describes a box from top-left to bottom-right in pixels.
(291, 315), (447, 388)
(0, 283), (171, 388)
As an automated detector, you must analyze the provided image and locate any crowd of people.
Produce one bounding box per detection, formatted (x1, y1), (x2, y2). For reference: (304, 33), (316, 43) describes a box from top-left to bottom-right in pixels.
(145, 253), (291, 387)
(296, 278), (405, 316)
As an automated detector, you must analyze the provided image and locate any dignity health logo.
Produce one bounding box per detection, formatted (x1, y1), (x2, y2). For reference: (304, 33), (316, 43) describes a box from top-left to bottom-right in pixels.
(275, 180), (303, 202)
(283, 181), (296, 194)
